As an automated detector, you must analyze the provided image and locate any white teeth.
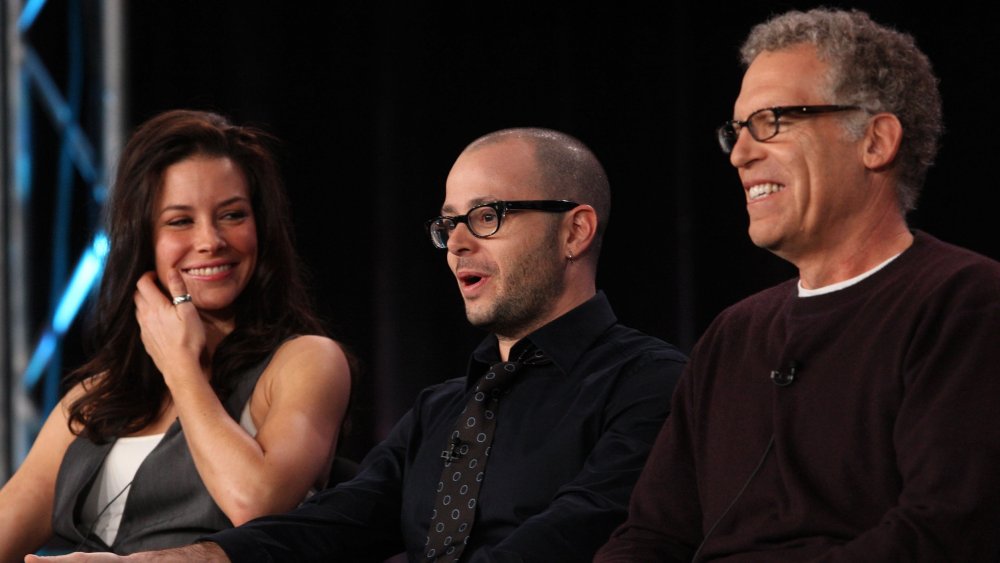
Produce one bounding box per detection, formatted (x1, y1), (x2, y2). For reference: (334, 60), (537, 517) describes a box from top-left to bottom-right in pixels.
(185, 264), (233, 276)
(749, 183), (784, 200)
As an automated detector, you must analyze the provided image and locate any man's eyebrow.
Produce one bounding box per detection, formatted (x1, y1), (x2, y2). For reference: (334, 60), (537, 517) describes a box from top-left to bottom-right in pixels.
(440, 196), (500, 216)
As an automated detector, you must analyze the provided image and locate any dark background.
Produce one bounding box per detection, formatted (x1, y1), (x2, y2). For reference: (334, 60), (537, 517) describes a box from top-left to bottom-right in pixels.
(31, 1), (999, 461)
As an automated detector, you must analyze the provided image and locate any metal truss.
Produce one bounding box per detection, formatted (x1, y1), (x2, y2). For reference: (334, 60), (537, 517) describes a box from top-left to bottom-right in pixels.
(1, 0), (123, 478)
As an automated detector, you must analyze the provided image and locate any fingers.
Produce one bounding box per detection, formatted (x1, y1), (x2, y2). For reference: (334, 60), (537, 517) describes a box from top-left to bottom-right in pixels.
(134, 271), (164, 307)
(133, 271), (196, 337)
(134, 270), (192, 309)
(132, 269), (206, 375)
(164, 269), (191, 305)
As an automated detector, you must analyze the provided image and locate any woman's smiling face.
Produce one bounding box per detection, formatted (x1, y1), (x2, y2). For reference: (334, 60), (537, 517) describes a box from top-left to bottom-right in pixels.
(152, 155), (258, 324)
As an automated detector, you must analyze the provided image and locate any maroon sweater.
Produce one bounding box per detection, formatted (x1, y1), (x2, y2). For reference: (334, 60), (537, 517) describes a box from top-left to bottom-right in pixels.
(597, 232), (1000, 562)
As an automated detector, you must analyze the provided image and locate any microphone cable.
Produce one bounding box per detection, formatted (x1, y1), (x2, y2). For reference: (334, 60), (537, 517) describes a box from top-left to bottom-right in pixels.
(690, 434), (775, 562)
(73, 479), (134, 552)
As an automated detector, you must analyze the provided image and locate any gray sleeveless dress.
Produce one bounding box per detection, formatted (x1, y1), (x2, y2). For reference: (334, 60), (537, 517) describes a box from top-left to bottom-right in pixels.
(50, 355), (270, 552)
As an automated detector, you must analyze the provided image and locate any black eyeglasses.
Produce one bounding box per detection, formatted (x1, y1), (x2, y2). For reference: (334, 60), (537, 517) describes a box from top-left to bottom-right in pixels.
(426, 200), (579, 249)
(717, 105), (863, 154)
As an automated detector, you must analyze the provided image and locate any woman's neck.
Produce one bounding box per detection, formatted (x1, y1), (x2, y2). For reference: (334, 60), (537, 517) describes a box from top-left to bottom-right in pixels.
(201, 312), (236, 358)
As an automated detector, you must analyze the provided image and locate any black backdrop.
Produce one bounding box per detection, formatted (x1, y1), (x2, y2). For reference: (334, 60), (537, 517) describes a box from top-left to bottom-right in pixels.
(120, 2), (997, 459)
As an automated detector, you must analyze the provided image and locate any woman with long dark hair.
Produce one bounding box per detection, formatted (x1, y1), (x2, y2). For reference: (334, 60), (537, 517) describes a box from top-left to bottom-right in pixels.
(0, 110), (351, 556)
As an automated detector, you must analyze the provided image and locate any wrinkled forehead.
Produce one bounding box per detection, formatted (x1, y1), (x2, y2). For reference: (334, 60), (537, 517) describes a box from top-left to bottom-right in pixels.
(734, 44), (833, 118)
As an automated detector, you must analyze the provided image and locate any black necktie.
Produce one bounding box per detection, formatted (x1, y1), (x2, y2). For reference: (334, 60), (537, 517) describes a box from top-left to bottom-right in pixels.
(424, 346), (548, 561)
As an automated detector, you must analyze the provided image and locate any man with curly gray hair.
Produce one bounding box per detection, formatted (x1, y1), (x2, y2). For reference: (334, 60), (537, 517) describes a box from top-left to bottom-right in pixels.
(739, 9), (942, 213)
(597, 8), (1000, 562)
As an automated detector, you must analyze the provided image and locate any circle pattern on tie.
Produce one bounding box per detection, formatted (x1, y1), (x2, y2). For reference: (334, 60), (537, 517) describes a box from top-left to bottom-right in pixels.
(425, 350), (546, 561)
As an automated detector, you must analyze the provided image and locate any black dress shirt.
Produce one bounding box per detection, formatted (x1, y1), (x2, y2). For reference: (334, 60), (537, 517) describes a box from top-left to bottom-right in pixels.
(208, 292), (686, 562)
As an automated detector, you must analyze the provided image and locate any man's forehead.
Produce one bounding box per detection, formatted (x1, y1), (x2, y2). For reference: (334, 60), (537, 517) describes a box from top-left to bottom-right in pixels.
(442, 140), (543, 211)
(734, 45), (830, 114)
(457, 137), (538, 169)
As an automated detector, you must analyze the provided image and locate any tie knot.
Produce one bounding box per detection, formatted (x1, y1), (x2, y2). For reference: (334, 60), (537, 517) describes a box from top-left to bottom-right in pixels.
(475, 346), (549, 395)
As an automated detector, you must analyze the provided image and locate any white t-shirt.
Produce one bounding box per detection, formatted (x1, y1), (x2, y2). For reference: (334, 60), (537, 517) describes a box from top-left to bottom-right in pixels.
(797, 252), (902, 297)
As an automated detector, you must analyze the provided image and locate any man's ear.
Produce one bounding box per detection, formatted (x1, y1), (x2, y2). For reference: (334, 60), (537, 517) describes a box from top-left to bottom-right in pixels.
(862, 113), (903, 171)
(563, 204), (598, 258)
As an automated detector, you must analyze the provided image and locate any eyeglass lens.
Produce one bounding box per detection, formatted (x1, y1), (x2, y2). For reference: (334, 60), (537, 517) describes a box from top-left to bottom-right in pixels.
(719, 109), (779, 153)
(428, 204), (502, 248)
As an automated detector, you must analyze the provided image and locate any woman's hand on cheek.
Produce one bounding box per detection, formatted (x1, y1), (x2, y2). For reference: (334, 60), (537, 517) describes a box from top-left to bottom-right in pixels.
(134, 270), (207, 384)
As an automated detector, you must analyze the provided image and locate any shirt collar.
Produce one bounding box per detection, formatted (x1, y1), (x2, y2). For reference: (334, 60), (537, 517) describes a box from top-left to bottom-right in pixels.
(467, 291), (617, 386)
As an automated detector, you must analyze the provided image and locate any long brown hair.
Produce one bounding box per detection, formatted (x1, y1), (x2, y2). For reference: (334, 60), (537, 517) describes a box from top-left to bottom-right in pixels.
(65, 109), (326, 442)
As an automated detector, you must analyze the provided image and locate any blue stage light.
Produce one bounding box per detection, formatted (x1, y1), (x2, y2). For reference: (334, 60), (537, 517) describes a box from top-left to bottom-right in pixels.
(23, 232), (110, 389)
(17, 0), (48, 32)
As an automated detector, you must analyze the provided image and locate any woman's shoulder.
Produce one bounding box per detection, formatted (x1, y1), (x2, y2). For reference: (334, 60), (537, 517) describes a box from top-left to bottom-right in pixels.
(251, 335), (351, 419)
(257, 335), (351, 392)
(272, 334), (348, 365)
